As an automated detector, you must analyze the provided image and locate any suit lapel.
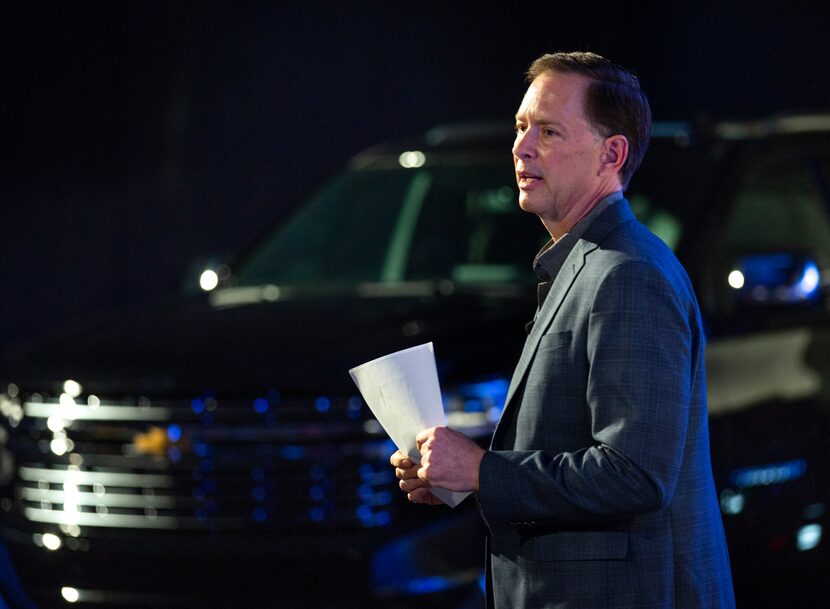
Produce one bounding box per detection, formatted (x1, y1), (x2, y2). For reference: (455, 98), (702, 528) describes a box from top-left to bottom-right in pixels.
(491, 199), (636, 447)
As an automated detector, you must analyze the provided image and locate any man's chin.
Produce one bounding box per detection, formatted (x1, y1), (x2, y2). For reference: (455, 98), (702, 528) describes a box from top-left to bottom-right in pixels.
(517, 196), (541, 215)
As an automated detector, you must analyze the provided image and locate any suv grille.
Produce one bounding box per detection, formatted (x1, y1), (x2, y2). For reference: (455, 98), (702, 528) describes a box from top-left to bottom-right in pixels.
(3, 390), (396, 533)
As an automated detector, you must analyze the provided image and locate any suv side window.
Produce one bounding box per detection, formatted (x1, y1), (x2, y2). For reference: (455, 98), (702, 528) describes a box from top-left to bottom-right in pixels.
(722, 155), (830, 262)
(706, 147), (830, 324)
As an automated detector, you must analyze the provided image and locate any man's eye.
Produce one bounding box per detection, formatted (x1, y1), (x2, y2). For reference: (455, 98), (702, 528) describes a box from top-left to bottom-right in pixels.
(543, 128), (558, 137)
(514, 124), (526, 134)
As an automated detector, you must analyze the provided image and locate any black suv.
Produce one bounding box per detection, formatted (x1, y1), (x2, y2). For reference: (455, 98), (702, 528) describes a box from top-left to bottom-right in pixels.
(1, 114), (829, 608)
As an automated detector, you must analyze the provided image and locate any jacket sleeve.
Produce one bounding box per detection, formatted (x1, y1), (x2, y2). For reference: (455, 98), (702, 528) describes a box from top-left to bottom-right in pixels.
(477, 260), (694, 534)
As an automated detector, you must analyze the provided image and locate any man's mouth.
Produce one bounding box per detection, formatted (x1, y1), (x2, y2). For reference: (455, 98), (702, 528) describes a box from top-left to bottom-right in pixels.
(517, 171), (542, 188)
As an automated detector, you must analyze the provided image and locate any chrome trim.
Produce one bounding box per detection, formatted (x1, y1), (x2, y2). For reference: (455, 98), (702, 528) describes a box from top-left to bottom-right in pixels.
(24, 507), (183, 529)
(19, 466), (175, 488)
(21, 488), (178, 509)
(24, 402), (172, 421)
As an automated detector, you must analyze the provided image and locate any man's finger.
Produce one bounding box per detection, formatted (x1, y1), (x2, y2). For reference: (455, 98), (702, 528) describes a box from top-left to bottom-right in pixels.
(389, 450), (413, 469)
(396, 466), (420, 480)
(415, 427), (436, 450)
(407, 487), (442, 505)
(399, 477), (429, 492)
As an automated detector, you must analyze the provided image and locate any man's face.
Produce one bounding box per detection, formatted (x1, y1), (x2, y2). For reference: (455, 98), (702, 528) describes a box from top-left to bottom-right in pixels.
(512, 71), (607, 228)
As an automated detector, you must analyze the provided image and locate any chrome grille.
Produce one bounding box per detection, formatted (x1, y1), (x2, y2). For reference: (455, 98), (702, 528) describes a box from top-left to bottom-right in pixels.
(3, 390), (397, 532)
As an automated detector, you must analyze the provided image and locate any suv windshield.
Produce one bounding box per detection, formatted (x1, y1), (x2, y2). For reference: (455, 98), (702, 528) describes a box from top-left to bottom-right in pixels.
(234, 157), (546, 287)
(232, 136), (708, 289)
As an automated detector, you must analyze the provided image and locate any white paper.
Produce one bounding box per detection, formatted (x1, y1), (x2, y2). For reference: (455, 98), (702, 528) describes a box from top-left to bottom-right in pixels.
(349, 343), (471, 508)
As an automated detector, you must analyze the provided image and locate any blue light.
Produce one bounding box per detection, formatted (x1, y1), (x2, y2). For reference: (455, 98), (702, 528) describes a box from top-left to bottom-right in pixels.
(253, 398), (269, 413)
(358, 483), (374, 501)
(347, 396), (363, 419)
(251, 466), (265, 481)
(252, 486), (266, 501)
(730, 459), (807, 488)
(373, 510), (390, 526)
(465, 399), (483, 412)
(359, 463), (375, 480)
(191, 398), (205, 414)
(194, 442), (210, 457)
(167, 424), (182, 443)
(201, 459), (214, 472)
(444, 377), (510, 412)
(309, 506), (325, 522)
(168, 447), (182, 463)
(462, 378), (509, 401)
(798, 261), (820, 297)
(309, 486), (324, 501)
(739, 254), (822, 302)
(406, 576), (456, 595)
(719, 489), (745, 515)
(356, 504), (374, 523)
(371, 490), (392, 506)
(381, 439), (396, 455)
(315, 397), (331, 413)
(282, 445), (305, 460)
(797, 524), (822, 551)
(252, 507), (267, 522)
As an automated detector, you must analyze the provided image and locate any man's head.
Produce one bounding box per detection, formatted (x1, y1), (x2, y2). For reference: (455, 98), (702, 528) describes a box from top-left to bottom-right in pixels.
(526, 51), (651, 189)
(512, 51), (651, 238)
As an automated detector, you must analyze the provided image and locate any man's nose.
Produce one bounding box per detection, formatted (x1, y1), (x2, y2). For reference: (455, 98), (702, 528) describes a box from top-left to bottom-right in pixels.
(512, 130), (536, 160)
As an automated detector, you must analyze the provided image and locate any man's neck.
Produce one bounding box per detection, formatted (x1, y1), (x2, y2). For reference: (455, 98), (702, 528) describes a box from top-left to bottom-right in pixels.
(541, 187), (623, 240)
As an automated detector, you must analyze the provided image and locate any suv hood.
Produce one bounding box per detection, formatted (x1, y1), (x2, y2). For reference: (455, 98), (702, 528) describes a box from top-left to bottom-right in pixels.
(1, 288), (531, 398)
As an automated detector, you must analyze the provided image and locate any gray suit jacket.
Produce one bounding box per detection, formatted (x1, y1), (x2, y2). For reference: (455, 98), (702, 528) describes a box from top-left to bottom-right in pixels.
(477, 199), (736, 609)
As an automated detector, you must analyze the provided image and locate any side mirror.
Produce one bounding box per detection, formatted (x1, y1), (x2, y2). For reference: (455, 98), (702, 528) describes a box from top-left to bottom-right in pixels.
(726, 252), (821, 306)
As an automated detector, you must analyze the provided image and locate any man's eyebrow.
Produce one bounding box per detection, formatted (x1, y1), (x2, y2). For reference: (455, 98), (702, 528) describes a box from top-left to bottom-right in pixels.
(515, 115), (568, 132)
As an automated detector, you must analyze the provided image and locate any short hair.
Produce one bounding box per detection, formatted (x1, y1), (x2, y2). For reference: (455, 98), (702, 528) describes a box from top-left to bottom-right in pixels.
(527, 51), (652, 189)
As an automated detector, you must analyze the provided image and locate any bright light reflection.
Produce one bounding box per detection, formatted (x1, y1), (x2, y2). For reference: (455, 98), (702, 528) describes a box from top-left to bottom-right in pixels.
(63, 380), (82, 398)
(42, 533), (61, 551)
(798, 263), (820, 296)
(61, 587), (80, 603)
(59, 393), (76, 407)
(199, 269), (219, 291)
(50, 438), (68, 456)
(728, 270), (745, 289)
(398, 150), (426, 168)
(47, 416), (65, 432)
(797, 523), (822, 551)
(719, 489), (745, 515)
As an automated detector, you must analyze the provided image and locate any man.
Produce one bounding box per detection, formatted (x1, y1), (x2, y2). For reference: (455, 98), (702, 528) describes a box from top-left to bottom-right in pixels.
(391, 51), (736, 608)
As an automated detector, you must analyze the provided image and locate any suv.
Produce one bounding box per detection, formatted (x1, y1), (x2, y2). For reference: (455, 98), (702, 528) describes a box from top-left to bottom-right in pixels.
(1, 114), (829, 608)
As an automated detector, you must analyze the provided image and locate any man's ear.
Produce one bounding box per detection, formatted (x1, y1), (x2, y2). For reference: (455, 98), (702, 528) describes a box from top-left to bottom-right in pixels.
(598, 134), (629, 177)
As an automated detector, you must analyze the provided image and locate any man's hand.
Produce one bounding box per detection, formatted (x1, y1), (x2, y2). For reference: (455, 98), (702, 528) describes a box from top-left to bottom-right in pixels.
(416, 426), (486, 492)
(390, 450), (443, 505)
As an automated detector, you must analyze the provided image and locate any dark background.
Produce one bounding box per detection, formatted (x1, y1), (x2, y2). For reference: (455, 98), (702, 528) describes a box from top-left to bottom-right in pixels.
(4, 1), (830, 354)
